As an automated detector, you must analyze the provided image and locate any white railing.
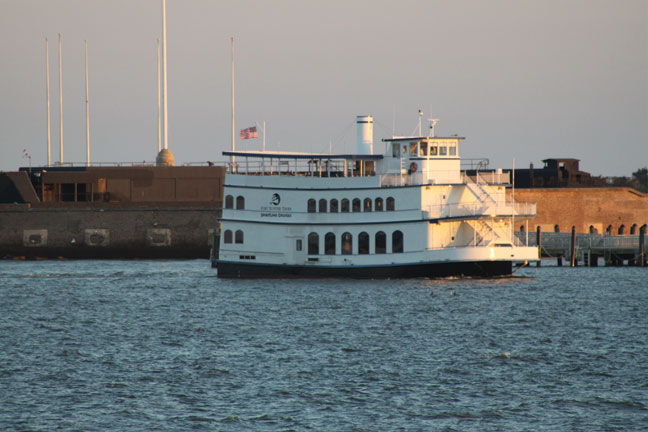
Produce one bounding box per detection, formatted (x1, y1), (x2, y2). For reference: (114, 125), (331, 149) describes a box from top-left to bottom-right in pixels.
(424, 201), (536, 219)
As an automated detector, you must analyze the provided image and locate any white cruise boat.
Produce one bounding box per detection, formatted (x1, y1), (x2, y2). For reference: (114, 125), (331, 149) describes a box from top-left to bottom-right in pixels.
(212, 116), (538, 278)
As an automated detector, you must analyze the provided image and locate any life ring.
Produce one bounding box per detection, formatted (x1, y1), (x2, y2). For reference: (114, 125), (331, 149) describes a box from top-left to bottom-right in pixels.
(409, 162), (418, 173)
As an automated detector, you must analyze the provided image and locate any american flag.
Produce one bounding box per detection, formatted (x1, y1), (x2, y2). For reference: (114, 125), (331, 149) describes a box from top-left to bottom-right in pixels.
(239, 126), (258, 139)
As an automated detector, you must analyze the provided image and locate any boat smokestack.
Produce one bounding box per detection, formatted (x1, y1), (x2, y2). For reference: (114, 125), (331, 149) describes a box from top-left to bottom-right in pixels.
(356, 115), (373, 154)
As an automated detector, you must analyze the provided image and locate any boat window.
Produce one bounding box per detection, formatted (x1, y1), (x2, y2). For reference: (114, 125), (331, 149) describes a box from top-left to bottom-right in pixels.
(319, 199), (327, 213)
(409, 142), (418, 156)
(223, 230), (232, 244)
(375, 232), (386, 254)
(325, 232), (336, 255)
(358, 232), (369, 254)
(341, 199), (350, 213)
(235, 230), (244, 244)
(386, 197), (395, 211)
(392, 230), (403, 253)
(420, 143), (428, 156)
(392, 143), (400, 157)
(341, 232), (352, 255)
(296, 239), (302, 251)
(352, 198), (361, 212)
(430, 144), (438, 156)
(307, 199), (316, 213)
(402, 145), (407, 155)
(308, 232), (319, 255)
(375, 198), (383, 211)
(225, 195), (234, 209)
(439, 146), (447, 156)
(449, 145), (456, 156)
(236, 196), (245, 210)
(363, 198), (372, 212)
(330, 199), (339, 213)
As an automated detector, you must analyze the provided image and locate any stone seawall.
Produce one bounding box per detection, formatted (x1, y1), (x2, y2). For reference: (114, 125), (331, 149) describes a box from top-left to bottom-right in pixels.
(0, 204), (220, 259)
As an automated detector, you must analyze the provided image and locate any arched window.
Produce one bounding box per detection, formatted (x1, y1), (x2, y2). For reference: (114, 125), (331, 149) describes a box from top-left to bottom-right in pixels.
(641, 224), (647, 234)
(341, 199), (350, 213)
(235, 230), (244, 244)
(386, 197), (395, 211)
(589, 225), (597, 234)
(375, 231), (386, 254)
(352, 198), (361, 212)
(358, 232), (369, 254)
(375, 197), (383, 211)
(330, 199), (339, 213)
(225, 195), (234, 209)
(236, 196), (245, 210)
(325, 232), (336, 255)
(223, 230), (232, 244)
(363, 198), (372, 212)
(392, 230), (403, 253)
(307, 199), (316, 213)
(618, 225), (625, 235)
(606, 225), (612, 235)
(520, 225), (525, 232)
(341, 232), (352, 255)
(308, 232), (319, 255)
(554, 224), (560, 233)
(630, 224), (637, 235)
(319, 199), (327, 213)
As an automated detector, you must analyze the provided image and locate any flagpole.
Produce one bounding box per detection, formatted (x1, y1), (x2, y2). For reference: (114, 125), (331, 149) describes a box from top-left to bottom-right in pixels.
(85, 40), (90, 167)
(58, 33), (63, 165)
(162, 0), (168, 151)
(231, 36), (235, 169)
(45, 37), (51, 166)
(157, 39), (161, 153)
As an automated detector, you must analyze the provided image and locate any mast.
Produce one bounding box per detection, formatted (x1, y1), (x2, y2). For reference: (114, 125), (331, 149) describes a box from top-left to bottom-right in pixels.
(162, 0), (168, 150)
(58, 33), (63, 165)
(84, 40), (90, 167)
(157, 39), (161, 153)
(231, 36), (235, 167)
(45, 38), (51, 166)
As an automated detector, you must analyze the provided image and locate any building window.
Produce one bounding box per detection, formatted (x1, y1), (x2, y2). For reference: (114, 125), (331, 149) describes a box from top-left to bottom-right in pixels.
(630, 224), (637, 235)
(341, 232), (352, 255)
(375, 231), (386, 254)
(325, 232), (336, 255)
(375, 198), (383, 211)
(392, 230), (403, 253)
(520, 225), (525, 232)
(352, 198), (361, 212)
(386, 197), (395, 211)
(225, 195), (233, 209)
(341, 199), (350, 212)
(236, 196), (245, 210)
(554, 225), (560, 233)
(319, 199), (327, 213)
(307, 199), (316, 213)
(330, 199), (339, 213)
(606, 225), (612, 235)
(618, 225), (625, 235)
(358, 232), (369, 254)
(308, 232), (319, 255)
(589, 225), (597, 234)
(223, 230), (232, 244)
(235, 230), (244, 244)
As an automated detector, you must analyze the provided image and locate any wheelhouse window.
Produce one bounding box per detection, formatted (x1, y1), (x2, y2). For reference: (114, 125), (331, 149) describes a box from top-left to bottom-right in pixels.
(352, 198), (361, 212)
(449, 144), (456, 156)
(420, 143), (427, 156)
(409, 142), (418, 156)
(392, 230), (403, 253)
(341, 232), (352, 255)
(392, 143), (400, 157)
(236, 196), (245, 210)
(358, 232), (369, 254)
(330, 199), (339, 213)
(307, 199), (316, 213)
(439, 146), (447, 156)
(375, 231), (386, 254)
(235, 230), (244, 244)
(430, 144), (438, 156)
(225, 195), (233, 209)
(363, 198), (372, 212)
(375, 198), (383, 211)
(341, 199), (350, 213)
(386, 197), (395, 211)
(319, 199), (327, 213)
(308, 232), (319, 255)
(223, 230), (232, 244)
(325, 232), (336, 255)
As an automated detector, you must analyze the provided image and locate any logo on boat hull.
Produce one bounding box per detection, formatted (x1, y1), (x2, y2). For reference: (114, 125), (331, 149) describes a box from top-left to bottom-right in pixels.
(270, 193), (281, 205)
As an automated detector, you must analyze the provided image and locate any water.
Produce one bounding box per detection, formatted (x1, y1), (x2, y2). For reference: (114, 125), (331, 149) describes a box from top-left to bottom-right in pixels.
(0, 261), (646, 431)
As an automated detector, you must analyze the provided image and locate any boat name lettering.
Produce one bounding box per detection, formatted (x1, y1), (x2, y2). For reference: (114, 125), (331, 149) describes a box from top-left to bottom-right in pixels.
(260, 205), (293, 218)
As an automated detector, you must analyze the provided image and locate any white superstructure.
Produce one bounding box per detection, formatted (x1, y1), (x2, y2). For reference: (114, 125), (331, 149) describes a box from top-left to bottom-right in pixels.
(213, 118), (538, 278)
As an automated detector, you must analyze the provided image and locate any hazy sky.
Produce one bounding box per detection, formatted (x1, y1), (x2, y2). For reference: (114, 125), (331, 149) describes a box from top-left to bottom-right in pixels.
(1, 0), (646, 175)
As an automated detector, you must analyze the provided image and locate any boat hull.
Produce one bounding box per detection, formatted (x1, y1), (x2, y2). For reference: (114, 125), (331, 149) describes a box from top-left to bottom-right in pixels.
(214, 260), (514, 279)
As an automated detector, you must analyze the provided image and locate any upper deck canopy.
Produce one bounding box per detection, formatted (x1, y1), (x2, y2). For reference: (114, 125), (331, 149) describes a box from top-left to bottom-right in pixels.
(223, 150), (383, 160)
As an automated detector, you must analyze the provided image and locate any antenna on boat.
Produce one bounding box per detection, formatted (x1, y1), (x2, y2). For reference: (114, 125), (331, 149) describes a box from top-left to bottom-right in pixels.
(418, 110), (423, 136)
(84, 40), (90, 167)
(45, 37), (51, 166)
(427, 118), (439, 137)
(58, 33), (63, 165)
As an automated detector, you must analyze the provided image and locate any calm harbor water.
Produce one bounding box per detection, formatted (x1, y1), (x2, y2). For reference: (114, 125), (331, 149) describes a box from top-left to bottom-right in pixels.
(0, 260), (646, 431)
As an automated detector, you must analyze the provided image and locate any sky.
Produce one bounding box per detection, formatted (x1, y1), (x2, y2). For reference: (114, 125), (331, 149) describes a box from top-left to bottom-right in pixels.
(0, 0), (646, 176)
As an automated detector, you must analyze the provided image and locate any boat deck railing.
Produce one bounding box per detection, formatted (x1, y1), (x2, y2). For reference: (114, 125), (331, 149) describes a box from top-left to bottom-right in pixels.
(424, 201), (536, 219)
